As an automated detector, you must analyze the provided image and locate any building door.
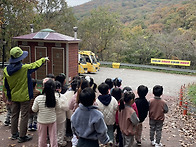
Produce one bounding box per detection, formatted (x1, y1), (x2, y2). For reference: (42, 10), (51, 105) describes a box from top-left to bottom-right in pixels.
(35, 47), (47, 80)
(52, 47), (64, 76)
(20, 46), (31, 64)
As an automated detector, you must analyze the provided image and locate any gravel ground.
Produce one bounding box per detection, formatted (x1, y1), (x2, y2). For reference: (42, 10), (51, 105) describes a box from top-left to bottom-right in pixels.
(0, 67), (196, 147)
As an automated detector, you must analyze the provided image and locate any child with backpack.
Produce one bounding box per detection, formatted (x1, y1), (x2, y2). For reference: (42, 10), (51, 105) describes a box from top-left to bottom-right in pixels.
(123, 86), (139, 117)
(118, 91), (139, 147)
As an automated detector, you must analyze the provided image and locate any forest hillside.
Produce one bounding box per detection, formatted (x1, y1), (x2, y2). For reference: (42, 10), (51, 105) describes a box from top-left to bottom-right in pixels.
(73, 0), (188, 23)
(0, 0), (196, 69)
(73, 0), (196, 69)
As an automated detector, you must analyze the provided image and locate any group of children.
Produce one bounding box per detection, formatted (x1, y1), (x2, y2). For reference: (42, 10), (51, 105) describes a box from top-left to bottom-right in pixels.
(70, 77), (168, 147)
(3, 75), (168, 147)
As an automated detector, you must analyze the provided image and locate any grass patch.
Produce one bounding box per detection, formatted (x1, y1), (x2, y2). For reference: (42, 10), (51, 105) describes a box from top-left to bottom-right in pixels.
(188, 85), (196, 105)
(100, 64), (196, 76)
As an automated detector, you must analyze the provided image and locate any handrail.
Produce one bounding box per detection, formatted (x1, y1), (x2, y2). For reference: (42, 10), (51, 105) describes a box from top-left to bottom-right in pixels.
(0, 62), (9, 67)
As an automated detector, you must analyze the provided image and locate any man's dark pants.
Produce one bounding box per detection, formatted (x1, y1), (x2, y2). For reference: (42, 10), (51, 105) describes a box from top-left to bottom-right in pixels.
(11, 101), (30, 137)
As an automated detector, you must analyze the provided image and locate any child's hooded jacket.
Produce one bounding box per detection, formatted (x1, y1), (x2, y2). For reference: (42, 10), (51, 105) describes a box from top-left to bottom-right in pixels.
(71, 104), (109, 144)
(96, 94), (118, 125)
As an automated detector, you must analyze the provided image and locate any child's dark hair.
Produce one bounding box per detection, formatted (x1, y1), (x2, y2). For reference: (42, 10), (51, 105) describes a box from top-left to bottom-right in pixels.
(76, 78), (90, 104)
(46, 73), (55, 79)
(55, 81), (61, 97)
(55, 81), (61, 90)
(119, 91), (135, 112)
(153, 85), (163, 97)
(32, 78), (37, 89)
(72, 76), (81, 93)
(42, 79), (56, 108)
(113, 77), (122, 87)
(80, 78), (90, 90)
(55, 73), (65, 86)
(111, 87), (122, 101)
(105, 78), (113, 89)
(79, 87), (95, 107)
(72, 75), (81, 81)
(71, 79), (78, 92)
(137, 85), (148, 98)
(98, 82), (109, 95)
(90, 77), (97, 92)
(123, 86), (132, 93)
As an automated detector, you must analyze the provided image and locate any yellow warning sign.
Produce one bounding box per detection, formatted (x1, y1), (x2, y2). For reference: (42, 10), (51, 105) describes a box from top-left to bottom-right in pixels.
(151, 58), (191, 66)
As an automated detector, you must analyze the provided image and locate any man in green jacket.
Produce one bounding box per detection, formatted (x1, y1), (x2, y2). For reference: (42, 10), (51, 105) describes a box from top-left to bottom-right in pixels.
(3, 47), (49, 143)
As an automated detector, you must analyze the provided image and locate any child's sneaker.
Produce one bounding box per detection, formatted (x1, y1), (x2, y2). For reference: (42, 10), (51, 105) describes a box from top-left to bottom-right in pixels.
(64, 136), (72, 142)
(28, 124), (32, 131)
(155, 143), (162, 147)
(151, 140), (156, 146)
(4, 121), (10, 126)
(32, 124), (37, 131)
(137, 141), (141, 146)
(58, 141), (67, 147)
(108, 140), (113, 146)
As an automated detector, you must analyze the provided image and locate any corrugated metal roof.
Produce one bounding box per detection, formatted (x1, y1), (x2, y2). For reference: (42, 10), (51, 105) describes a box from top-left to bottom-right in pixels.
(13, 29), (80, 42)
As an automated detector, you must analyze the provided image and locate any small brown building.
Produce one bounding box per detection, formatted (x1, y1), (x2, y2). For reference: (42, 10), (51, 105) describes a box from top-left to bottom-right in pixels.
(13, 28), (80, 83)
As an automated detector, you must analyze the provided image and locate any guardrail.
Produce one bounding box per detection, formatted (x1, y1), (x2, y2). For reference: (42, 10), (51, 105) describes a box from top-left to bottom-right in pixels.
(100, 61), (196, 73)
(1, 61), (196, 73)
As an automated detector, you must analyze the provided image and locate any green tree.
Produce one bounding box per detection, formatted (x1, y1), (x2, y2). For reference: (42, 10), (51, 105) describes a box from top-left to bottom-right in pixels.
(122, 26), (165, 64)
(78, 7), (122, 60)
(34, 0), (76, 35)
(0, 0), (36, 61)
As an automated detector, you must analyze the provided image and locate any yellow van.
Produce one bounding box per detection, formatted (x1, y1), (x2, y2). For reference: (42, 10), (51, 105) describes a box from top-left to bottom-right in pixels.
(79, 51), (99, 73)
(78, 54), (88, 74)
(96, 56), (100, 70)
(90, 52), (100, 71)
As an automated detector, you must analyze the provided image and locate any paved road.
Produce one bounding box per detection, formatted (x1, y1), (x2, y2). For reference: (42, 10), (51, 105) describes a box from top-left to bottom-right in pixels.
(83, 67), (196, 97)
(1, 67), (196, 147)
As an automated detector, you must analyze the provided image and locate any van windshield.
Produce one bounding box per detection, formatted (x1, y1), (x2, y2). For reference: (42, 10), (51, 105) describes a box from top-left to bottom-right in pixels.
(79, 55), (86, 64)
(83, 55), (91, 63)
(90, 55), (97, 64)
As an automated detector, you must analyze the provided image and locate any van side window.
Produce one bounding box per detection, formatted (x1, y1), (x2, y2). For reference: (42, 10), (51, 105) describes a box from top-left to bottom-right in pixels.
(86, 57), (90, 62)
